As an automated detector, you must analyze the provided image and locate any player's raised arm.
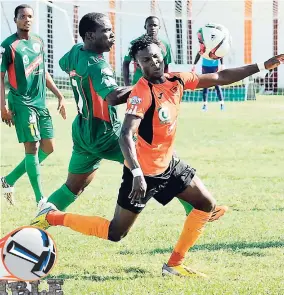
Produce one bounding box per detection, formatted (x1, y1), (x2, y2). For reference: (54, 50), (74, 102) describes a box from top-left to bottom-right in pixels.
(196, 54), (284, 89)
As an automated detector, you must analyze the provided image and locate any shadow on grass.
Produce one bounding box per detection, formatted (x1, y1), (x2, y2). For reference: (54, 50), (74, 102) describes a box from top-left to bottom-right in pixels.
(146, 240), (284, 255)
(47, 266), (151, 282)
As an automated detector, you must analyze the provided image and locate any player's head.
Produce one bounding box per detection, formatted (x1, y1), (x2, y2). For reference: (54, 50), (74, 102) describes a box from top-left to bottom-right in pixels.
(14, 4), (34, 32)
(79, 13), (115, 53)
(129, 35), (164, 81)
(144, 16), (160, 37)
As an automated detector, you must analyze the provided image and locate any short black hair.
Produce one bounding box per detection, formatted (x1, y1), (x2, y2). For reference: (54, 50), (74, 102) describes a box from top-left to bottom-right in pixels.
(79, 12), (107, 41)
(144, 16), (160, 27)
(14, 4), (33, 18)
(129, 35), (160, 60)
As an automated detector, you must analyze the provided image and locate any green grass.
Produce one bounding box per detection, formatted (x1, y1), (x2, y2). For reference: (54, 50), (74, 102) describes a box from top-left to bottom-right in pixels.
(1, 96), (284, 295)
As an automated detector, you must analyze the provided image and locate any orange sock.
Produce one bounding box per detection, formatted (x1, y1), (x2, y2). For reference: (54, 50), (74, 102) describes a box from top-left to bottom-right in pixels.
(167, 208), (212, 267)
(47, 211), (66, 226)
(63, 213), (110, 240)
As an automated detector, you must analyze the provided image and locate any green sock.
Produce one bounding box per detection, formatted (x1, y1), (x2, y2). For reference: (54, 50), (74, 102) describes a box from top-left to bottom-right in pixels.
(48, 184), (77, 211)
(25, 153), (44, 203)
(5, 148), (49, 186)
(178, 199), (194, 215)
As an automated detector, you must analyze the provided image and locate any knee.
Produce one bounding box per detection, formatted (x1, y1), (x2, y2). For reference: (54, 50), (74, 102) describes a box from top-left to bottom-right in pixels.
(108, 222), (128, 242)
(25, 142), (39, 154)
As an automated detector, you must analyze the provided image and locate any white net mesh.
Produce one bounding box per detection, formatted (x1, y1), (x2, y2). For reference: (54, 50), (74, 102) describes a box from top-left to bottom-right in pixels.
(1, 0), (283, 101)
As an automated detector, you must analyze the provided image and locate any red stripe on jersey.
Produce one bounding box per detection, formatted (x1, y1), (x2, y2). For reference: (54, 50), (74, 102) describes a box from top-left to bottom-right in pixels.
(7, 40), (20, 89)
(25, 55), (43, 77)
(88, 77), (110, 122)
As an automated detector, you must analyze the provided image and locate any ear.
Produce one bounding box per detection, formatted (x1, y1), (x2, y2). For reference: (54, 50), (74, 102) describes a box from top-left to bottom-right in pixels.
(14, 17), (17, 24)
(85, 32), (95, 41)
(144, 25), (146, 30)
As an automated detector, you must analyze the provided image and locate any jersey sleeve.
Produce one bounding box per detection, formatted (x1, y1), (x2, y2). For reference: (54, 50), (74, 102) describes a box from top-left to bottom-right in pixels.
(177, 72), (199, 90)
(0, 41), (11, 73)
(124, 49), (132, 62)
(126, 82), (152, 118)
(89, 61), (118, 99)
(59, 51), (70, 74)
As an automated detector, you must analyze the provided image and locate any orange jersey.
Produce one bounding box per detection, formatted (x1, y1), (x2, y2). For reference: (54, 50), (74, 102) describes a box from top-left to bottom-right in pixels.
(125, 72), (199, 176)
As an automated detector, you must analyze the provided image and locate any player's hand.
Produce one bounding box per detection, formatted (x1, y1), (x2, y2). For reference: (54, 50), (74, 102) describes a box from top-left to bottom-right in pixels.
(129, 175), (147, 207)
(57, 96), (67, 120)
(1, 106), (14, 127)
(264, 54), (284, 70)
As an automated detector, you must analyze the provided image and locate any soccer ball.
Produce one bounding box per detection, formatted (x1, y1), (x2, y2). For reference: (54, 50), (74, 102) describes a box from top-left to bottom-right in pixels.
(2, 226), (57, 281)
(197, 23), (232, 60)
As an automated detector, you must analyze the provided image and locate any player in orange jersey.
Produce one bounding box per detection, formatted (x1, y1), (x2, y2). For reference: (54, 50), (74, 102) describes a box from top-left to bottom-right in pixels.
(32, 35), (283, 277)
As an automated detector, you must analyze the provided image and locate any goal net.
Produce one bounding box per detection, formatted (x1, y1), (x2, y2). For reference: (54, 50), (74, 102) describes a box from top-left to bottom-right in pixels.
(1, 0), (283, 101)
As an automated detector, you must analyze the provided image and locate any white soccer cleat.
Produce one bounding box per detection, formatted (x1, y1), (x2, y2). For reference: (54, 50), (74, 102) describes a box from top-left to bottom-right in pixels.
(37, 197), (48, 210)
(1, 177), (15, 205)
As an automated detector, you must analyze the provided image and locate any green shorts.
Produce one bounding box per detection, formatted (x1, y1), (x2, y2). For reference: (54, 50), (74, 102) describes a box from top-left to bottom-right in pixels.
(11, 104), (54, 143)
(68, 123), (124, 174)
(68, 138), (124, 174)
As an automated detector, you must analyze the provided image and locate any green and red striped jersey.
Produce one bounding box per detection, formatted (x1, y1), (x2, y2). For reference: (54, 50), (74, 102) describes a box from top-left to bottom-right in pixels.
(59, 44), (121, 152)
(1, 33), (46, 109)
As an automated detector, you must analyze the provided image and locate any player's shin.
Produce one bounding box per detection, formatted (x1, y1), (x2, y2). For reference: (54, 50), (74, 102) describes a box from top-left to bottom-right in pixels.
(62, 213), (110, 239)
(47, 184), (77, 211)
(167, 208), (212, 267)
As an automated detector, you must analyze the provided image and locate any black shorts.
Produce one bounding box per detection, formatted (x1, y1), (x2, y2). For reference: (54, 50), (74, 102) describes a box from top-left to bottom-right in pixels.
(117, 157), (196, 213)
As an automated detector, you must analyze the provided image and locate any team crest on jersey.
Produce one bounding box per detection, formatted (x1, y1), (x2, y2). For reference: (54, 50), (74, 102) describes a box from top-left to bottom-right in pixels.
(158, 106), (171, 124)
(130, 96), (142, 105)
(23, 55), (29, 65)
(33, 42), (41, 53)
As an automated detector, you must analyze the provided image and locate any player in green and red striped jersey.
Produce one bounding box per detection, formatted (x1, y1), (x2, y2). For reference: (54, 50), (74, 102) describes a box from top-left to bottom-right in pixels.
(1, 4), (66, 206)
(123, 16), (172, 86)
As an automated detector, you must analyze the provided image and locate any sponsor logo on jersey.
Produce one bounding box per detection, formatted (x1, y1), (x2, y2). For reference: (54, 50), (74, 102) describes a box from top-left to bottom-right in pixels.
(158, 106), (171, 124)
(88, 55), (103, 66)
(23, 55), (29, 65)
(130, 96), (142, 105)
(33, 42), (41, 53)
(101, 67), (113, 76)
(0, 46), (5, 55)
(101, 75), (117, 87)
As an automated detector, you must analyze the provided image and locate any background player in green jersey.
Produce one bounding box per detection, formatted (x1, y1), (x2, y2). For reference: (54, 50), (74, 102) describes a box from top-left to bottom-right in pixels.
(1, 4), (66, 205)
(123, 16), (172, 86)
(33, 13), (226, 225)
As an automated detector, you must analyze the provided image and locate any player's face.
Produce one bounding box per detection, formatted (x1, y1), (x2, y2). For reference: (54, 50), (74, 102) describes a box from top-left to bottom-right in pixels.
(94, 17), (115, 52)
(136, 43), (165, 81)
(145, 18), (160, 37)
(14, 8), (34, 32)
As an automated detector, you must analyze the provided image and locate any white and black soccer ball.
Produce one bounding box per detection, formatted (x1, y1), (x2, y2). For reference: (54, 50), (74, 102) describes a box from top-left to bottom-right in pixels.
(2, 227), (56, 281)
(197, 23), (232, 60)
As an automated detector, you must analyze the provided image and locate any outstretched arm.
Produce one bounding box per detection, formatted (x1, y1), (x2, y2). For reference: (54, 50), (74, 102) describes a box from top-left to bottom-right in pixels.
(106, 86), (133, 106)
(196, 54), (284, 89)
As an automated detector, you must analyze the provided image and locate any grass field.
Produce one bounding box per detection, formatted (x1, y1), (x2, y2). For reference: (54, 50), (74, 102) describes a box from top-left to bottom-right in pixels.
(1, 95), (284, 295)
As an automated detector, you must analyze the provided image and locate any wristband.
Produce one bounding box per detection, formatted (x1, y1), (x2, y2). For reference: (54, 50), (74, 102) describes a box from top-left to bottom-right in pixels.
(132, 168), (143, 177)
(257, 62), (266, 71)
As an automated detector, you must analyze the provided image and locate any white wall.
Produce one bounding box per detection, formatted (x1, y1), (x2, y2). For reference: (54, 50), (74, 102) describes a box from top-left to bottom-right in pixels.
(1, 0), (283, 87)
